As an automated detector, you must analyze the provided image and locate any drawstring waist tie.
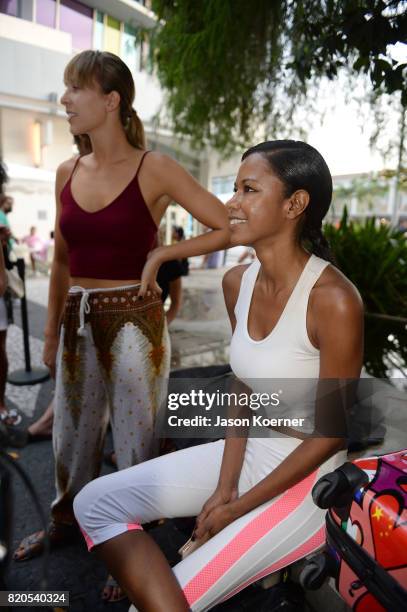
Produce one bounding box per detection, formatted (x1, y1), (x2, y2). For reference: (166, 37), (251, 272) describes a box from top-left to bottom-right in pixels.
(69, 284), (141, 337)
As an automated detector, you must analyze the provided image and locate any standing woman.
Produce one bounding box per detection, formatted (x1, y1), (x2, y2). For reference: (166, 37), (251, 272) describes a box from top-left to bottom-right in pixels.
(14, 50), (229, 573)
(74, 140), (364, 611)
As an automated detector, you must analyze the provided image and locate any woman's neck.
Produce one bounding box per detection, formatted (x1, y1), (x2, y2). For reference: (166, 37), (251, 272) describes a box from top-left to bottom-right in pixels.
(254, 239), (309, 293)
(87, 123), (136, 165)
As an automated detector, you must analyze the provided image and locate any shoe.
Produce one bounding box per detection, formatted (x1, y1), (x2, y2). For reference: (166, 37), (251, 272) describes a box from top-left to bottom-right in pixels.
(0, 408), (22, 427)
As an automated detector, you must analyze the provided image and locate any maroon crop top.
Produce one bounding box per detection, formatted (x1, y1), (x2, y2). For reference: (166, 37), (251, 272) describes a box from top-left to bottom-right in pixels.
(59, 151), (157, 280)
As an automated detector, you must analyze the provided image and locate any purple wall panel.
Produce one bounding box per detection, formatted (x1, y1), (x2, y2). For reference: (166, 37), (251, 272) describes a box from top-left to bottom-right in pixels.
(0, 0), (18, 17)
(60, 0), (92, 50)
(36, 0), (56, 28)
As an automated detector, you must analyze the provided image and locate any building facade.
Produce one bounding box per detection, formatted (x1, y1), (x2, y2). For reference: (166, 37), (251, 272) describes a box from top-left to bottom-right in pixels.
(0, 0), (227, 243)
(2, 1), (402, 246)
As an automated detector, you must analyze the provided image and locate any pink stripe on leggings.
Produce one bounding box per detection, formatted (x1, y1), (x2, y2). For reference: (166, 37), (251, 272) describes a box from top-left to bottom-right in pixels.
(127, 523), (143, 532)
(81, 523), (143, 551)
(80, 527), (95, 551)
(221, 525), (325, 603)
(183, 471), (317, 607)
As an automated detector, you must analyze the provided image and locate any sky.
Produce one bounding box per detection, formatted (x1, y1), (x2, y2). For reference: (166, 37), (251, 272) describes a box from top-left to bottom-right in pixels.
(307, 91), (393, 176)
(304, 43), (406, 177)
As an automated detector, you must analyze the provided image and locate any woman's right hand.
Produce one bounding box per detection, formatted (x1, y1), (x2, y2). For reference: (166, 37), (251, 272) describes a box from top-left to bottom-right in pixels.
(43, 334), (59, 378)
(195, 484), (238, 535)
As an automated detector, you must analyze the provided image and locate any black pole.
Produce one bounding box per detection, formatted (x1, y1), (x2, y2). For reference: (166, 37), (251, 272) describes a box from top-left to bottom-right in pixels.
(7, 258), (50, 386)
(16, 258), (31, 372)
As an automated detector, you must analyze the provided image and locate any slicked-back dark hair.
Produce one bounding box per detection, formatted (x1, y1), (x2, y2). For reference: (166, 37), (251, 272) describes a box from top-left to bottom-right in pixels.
(242, 140), (334, 262)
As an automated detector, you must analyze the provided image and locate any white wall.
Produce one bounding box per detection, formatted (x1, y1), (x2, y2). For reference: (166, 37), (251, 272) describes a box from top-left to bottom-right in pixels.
(6, 177), (55, 241)
(1, 108), (73, 170)
(206, 150), (241, 200)
(0, 12), (71, 54)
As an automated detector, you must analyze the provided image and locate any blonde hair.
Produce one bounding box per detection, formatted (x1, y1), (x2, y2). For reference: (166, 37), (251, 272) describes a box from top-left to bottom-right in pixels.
(64, 50), (146, 153)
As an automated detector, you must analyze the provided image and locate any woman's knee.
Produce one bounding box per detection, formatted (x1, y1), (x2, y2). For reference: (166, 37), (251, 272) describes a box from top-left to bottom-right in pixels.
(73, 477), (106, 532)
(73, 482), (90, 528)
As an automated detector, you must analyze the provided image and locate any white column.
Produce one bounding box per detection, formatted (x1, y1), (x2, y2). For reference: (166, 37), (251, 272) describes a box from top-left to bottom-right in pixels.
(389, 176), (400, 226)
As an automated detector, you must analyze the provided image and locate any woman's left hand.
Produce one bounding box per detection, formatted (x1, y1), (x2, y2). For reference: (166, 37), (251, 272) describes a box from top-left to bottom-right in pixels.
(138, 248), (164, 299)
(194, 503), (236, 540)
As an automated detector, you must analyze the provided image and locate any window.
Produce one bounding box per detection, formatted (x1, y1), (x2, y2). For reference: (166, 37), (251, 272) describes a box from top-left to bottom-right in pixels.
(36, 0), (56, 28)
(121, 24), (140, 73)
(0, 0), (19, 17)
(212, 176), (235, 196)
(60, 0), (93, 50)
(105, 15), (120, 55)
(93, 10), (104, 50)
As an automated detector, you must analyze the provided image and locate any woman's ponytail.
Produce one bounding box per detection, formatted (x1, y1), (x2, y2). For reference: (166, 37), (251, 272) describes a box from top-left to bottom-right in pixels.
(124, 108), (146, 150)
(301, 221), (335, 264)
(74, 134), (92, 156)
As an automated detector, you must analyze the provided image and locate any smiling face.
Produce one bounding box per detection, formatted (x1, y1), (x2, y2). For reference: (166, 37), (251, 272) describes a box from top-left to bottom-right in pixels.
(226, 153), (295, 247)
(60, 80), (115, 136)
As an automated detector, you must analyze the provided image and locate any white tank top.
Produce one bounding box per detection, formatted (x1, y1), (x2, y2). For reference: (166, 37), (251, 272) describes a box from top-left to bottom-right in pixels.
(230, 254), (329, 380)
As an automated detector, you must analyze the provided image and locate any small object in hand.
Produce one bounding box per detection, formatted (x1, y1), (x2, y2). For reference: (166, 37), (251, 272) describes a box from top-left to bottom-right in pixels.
(178, 532), (211, 560)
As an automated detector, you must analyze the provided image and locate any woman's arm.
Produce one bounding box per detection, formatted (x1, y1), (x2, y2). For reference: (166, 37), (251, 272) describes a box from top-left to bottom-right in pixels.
(215, 266), (250, 488)
(139, 154), (230, 296)
(195, 266), (249, 530)
(43, 160), (74, 377)
(196, 275), (364, 537)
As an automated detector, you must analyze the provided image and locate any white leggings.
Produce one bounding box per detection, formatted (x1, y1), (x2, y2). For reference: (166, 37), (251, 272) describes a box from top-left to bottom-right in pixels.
(74, 437), (347, 611)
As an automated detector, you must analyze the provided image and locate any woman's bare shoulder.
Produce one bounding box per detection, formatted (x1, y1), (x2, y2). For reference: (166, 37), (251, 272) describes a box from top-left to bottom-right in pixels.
(311, 264), (363, 320)
(222, 264), (250, 321)
(222, 264), (250, 294)
(56, 156), (78, 182)
(145, 151), (181, 175)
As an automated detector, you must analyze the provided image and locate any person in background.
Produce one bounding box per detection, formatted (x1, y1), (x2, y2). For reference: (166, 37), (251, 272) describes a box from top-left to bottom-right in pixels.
(0, 169), (20, 426)
(0, 229), (6, 296)
(0, 161), (8, 198)
(157, 259), (183, 325)
(0, 195), (18, 248)
(201, 249), (223, 269)
(25, 398), (54, 442)
(22, 226), (45, 274)
(200, 228), (224, 269)
(172, 225), (189, 277)
(0, 222), (20, 426)
(45, 230), (55, 250)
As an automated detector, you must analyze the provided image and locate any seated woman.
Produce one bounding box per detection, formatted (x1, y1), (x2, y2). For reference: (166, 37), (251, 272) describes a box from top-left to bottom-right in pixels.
(74, 140), (363, 611)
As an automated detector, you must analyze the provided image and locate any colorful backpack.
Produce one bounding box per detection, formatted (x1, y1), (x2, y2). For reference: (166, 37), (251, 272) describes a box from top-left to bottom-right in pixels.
(301, 450), (407, 611)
